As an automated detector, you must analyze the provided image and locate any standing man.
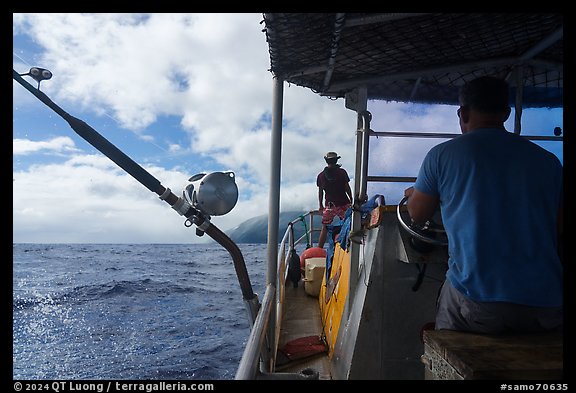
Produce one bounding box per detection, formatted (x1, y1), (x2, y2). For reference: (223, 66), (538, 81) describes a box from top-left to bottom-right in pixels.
(317, 152), (353, 248)
(405, 76), (563, 334)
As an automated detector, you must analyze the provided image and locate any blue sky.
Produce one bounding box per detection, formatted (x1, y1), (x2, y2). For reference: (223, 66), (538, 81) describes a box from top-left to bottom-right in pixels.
(13, 13), (563, 244)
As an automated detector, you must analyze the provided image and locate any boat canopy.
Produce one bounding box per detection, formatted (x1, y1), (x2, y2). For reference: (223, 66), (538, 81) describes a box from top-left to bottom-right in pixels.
(262, 13), (563, 108)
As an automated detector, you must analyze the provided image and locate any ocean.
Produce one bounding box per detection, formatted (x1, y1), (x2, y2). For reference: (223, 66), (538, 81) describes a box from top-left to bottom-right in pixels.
(12, 243), (268, 380)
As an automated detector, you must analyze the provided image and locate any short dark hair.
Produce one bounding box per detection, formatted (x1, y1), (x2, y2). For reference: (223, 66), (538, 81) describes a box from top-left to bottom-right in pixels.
(459, 76), (510, 113)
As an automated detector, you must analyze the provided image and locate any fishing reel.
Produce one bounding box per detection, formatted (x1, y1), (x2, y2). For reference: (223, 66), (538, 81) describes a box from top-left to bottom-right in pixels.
(396, 195), (448, 250)
(182, 171), (238, 235)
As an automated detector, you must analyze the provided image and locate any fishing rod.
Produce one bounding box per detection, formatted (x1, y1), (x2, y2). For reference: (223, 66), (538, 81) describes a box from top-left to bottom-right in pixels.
(13, 67), (260, 324)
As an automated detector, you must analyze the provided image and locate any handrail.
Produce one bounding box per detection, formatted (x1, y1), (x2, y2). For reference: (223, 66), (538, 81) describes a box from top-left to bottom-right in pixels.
(235, 283), (275, 379)
(236, 210), (321, 379)
(370, 130), (563, 141)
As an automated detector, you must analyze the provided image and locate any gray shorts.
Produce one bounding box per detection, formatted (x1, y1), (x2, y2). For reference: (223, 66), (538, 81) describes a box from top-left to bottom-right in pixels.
(435, 279), (563, 334)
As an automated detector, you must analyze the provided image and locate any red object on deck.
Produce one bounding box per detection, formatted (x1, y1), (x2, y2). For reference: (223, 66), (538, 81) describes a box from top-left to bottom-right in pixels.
(300, 247), (326, 275)
(278, 335), (327, 362)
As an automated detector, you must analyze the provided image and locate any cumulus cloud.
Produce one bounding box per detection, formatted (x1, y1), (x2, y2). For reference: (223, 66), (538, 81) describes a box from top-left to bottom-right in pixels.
(13, 136), (79, 155)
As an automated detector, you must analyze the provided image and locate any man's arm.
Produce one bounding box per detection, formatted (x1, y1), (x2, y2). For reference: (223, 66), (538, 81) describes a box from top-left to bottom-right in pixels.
(345, 183), (353, 203)
(405, 186), (440, 225)
(318, 187), (324, 211)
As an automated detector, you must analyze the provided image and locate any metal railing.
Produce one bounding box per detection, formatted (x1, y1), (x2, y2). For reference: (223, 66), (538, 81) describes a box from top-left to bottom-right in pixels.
(236, 210), (321, 379)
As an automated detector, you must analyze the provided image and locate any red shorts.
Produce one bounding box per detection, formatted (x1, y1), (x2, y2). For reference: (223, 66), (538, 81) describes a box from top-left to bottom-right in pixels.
(322, 204), (350, 225)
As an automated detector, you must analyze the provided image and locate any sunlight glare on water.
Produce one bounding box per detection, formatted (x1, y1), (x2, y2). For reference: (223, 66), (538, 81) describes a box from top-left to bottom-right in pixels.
(13, 243), (267, 380)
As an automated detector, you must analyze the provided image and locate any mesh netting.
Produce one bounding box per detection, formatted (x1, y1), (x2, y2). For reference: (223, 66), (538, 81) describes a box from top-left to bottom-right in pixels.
(262, 13), (563, 108)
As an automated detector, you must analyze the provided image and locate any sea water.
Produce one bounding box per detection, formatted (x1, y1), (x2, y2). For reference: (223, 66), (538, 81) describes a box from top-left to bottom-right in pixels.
(13, 243), (267, 380)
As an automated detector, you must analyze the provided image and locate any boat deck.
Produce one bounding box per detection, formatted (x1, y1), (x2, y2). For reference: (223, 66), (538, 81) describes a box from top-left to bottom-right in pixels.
(276, 281), (332, 379)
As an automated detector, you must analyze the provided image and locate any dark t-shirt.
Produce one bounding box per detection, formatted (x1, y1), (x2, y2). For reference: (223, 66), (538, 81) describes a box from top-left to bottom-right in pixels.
(316, 166), (350, 207)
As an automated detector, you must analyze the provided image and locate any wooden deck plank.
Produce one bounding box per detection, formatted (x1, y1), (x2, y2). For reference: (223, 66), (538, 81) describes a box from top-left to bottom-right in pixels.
(423, 330), (563, 380)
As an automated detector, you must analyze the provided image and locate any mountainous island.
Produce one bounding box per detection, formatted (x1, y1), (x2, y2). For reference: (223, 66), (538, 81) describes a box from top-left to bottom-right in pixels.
(226, 211), (319, 244)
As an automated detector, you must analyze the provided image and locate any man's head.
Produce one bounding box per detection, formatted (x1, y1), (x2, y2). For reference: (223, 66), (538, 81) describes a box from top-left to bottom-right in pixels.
(459, 76), (510, 112)
(458, 76), (511, 133)
(324, 151), (341, 166)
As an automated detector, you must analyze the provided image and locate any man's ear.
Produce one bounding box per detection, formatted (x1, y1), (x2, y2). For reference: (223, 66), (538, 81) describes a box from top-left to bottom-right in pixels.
(459, 106), (470, 123)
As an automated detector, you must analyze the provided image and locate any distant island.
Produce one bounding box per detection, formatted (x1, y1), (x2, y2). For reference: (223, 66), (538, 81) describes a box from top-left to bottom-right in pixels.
(226, 211), (319, 244)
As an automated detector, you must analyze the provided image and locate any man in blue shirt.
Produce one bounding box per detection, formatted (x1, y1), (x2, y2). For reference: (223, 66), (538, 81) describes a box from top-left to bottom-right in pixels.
(405, 76), (563, 334)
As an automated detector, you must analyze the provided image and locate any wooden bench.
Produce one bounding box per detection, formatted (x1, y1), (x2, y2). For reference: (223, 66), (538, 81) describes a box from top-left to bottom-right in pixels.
(421, 329), (563, 380)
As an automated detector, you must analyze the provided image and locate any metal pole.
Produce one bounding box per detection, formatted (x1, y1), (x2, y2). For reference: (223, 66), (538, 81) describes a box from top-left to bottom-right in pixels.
(349, 86), (368, 313)
(358, 111), (371, 203)
(265, 75), (284, 372)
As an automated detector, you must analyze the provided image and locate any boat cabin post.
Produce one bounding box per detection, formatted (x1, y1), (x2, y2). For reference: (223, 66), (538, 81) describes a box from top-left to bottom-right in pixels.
(347, 85), (369, 322)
